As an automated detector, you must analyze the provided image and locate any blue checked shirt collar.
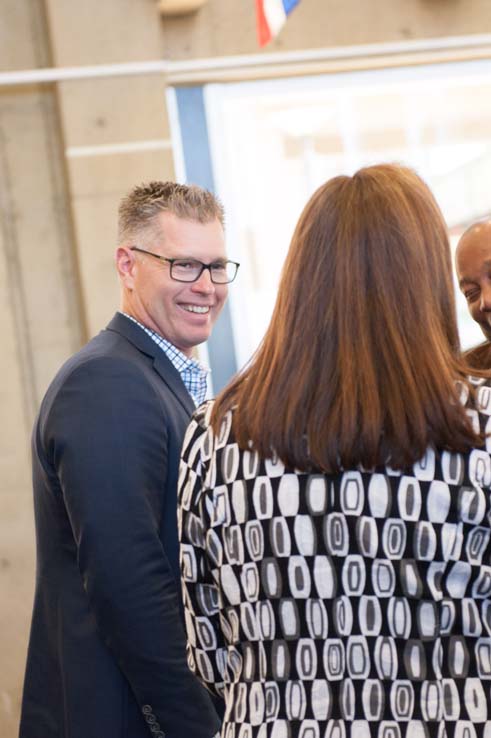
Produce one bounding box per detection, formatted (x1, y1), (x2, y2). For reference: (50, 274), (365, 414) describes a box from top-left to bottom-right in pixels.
(120, 312), (209, 406)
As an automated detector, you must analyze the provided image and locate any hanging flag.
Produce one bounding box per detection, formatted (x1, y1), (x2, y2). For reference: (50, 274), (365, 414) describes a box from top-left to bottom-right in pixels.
(256, 0), (301, 47)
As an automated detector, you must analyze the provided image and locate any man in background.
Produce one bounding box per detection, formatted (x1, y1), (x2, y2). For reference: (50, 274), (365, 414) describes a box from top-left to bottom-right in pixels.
(455, 219), (491, 369)
(20, 182), (239, 738)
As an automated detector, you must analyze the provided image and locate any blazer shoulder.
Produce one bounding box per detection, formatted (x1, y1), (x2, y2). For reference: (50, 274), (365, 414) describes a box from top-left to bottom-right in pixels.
(38, 350), (159, 431)
(50, 341), (149, 389)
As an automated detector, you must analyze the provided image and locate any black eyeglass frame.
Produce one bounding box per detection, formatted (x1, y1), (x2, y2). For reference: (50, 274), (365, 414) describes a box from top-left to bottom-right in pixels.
(130, 246), (240, 284)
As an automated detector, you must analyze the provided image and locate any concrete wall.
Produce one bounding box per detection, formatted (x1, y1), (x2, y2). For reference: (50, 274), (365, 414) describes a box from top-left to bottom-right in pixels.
(1, 3), (85, 735)
(1, 0), (490, 735)
(160, 0), (491, 58)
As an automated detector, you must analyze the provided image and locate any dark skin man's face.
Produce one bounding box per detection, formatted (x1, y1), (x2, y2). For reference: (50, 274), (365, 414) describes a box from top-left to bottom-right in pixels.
(456, 222), (491, 342)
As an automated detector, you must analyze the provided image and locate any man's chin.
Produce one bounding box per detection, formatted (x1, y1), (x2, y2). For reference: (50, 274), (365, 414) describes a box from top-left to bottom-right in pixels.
(179, 332), (210, 355)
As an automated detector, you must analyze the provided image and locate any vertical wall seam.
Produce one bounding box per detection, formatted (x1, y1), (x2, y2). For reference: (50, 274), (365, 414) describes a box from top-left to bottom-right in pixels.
(39, 0), (89, 347)
(0, 116), (40, 429)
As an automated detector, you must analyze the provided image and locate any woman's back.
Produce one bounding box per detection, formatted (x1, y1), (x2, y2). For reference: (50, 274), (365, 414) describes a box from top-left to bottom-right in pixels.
(179, 164), (491, 738)
(179, 381), (491, 738)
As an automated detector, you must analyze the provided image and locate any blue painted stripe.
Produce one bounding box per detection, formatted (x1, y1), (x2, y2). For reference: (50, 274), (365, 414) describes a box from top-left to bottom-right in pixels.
(174, 86), (238, 392)
(173, 86), (215, 193)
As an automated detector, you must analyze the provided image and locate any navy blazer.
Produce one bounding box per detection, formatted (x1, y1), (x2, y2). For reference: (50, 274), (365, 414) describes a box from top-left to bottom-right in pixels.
(19, 313), (221, 738)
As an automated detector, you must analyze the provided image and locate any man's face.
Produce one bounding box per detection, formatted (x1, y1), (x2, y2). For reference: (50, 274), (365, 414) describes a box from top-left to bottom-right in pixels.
(118, 212), (228, 356)
(456, 223), (491, 341)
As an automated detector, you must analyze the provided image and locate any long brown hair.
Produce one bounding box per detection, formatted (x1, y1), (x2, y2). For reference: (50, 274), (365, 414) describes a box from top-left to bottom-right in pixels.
(212, 164), (484, 471)
(464, 341), (491, 371)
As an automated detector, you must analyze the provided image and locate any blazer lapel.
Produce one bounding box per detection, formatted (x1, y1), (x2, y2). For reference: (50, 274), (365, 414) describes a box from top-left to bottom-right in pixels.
(105, 313), (195, 416)
(151, 352), (195, 415)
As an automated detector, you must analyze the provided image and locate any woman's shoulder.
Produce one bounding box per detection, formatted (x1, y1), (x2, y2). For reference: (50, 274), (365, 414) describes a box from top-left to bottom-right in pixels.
(191, 399), (215, 429)
(463, 341), (491, 371)
(460, 376), (491, 437)
(459, 375), (491, 411)
(182, 401), (237, 460)
(191, 400), (236, 435)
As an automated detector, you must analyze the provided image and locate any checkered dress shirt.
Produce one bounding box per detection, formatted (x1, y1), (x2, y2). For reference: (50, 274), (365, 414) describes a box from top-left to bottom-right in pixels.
(120, 312), (209, 406)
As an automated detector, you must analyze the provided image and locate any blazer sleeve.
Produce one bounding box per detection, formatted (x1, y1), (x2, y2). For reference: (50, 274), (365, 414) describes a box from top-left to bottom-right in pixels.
(178, 406), (228, 699)
(44, 356), (221, 738)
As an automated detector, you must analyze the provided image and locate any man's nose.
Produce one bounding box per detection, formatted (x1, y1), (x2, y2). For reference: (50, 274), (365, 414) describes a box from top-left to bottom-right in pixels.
(481, 286), (491, 312)
(191, 267), (215, 293)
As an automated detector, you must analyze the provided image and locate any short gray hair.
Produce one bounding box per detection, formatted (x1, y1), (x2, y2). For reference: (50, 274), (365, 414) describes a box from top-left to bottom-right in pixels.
(117, 181), (224, 244)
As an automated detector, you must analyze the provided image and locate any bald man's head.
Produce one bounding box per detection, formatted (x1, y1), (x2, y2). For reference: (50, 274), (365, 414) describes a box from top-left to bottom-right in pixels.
(456, 220), (491, 341)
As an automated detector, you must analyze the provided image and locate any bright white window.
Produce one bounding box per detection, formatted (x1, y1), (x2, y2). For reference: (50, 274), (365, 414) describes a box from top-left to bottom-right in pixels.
(205, 59), (491, 367)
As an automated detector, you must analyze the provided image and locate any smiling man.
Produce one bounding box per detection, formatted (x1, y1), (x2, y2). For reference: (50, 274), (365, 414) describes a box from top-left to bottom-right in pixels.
(456, 219), (491, 368)
(20, 182), (238, 738)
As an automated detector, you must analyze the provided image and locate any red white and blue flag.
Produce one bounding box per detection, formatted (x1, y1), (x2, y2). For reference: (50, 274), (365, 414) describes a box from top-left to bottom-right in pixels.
(256, 0), (301, 47)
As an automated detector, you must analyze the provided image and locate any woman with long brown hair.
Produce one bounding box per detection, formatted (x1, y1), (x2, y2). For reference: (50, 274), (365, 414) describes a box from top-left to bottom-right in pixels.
(178, 164), (491, 738)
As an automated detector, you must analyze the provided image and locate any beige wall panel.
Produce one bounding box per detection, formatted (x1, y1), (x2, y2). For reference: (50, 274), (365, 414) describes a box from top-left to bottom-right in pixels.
(67, 147), (175, 335)
(0, 198), (35, 738)
(43, 0), (491, 71)
(1, 4), (86, 736)
(45, 0), (164, 65)
(1, 0), (50, 69)
(0, 89), (85, 405)
(45, 1), (175, 338)
(0, 494), (34, 738)
(58, 76), (170, 148)
(0, 86), (84, 734)
(161, 0), (491, 59)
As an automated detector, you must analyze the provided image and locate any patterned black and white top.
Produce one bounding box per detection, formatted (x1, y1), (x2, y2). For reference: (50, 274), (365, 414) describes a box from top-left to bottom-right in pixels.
(178, 380), (491, 738)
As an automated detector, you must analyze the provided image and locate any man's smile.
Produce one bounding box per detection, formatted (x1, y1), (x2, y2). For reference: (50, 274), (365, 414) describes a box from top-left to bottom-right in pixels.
(180, 304), (212, 314)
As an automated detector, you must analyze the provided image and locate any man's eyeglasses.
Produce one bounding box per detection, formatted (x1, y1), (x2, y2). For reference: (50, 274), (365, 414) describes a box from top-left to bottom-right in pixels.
(130, 247), (240, 284)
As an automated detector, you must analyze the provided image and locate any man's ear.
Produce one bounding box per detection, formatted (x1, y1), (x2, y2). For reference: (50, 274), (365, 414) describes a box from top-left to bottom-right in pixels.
(115, 246), (137, 289)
